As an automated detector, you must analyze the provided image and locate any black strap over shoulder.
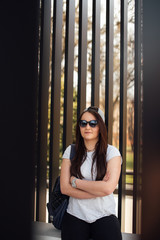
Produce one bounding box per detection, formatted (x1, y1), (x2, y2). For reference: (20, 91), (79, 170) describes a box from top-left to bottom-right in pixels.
(47, 143), (76, 230)
(70, 144), (76, 161)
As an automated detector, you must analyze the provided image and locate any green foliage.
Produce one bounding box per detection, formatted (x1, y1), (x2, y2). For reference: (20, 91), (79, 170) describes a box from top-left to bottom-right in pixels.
(126, 174), (133, 184)
(126, 150), (134, 171)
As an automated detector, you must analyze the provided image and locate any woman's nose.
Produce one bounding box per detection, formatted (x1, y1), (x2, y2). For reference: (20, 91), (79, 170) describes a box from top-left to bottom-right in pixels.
(85, 123), (91, 129)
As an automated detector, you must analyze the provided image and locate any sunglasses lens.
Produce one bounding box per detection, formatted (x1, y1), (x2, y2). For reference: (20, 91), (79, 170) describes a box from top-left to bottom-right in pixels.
(79, 120), (87, 127)
(89, 120), (97, 127)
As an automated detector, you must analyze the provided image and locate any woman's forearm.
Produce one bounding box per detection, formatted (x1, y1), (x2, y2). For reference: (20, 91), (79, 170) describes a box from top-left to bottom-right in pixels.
(61, 183), (97, 199)
(75, 178), (112, 197)
(71, 156), (121, 197)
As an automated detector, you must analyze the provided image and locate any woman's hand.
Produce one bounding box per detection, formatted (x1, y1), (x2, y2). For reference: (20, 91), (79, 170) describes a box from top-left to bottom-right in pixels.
(70, 176), (76, 184)
(103, 172), (110, 182)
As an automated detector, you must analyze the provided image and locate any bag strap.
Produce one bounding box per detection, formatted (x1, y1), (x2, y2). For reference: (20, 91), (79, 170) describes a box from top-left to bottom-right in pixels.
(70, 144), (76, 161)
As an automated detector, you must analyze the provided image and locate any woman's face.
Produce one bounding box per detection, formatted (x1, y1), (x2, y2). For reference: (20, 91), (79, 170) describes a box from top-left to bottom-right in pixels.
(80, 112), (99, 142)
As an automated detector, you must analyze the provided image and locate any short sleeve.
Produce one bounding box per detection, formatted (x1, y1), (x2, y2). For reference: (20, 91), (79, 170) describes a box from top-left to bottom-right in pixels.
(62, 145), (71, 159)
(107, 144), (122, 164)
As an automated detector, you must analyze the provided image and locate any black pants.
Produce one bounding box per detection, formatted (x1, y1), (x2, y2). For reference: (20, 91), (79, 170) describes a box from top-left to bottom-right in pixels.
(61, 212), (122, 240)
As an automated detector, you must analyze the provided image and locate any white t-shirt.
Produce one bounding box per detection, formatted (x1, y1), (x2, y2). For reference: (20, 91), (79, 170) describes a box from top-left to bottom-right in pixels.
(62, 144), (122, 223)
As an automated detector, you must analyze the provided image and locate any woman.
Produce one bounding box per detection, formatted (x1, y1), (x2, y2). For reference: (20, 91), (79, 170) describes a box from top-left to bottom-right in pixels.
(60, 106), (122, 240)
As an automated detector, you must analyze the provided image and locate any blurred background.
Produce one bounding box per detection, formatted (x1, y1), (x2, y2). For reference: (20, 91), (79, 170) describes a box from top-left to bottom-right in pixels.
(1, 0), (160, 240)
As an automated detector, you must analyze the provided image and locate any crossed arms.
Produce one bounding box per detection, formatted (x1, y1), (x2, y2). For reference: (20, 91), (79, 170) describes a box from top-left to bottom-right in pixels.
(60, 156), (121, 199)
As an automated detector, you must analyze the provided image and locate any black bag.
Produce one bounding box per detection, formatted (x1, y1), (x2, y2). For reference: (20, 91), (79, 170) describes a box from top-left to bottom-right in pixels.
(47, 144), (75, 230)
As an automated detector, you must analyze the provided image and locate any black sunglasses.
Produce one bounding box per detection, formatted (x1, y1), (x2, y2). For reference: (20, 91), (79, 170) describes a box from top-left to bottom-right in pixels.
(79, 120), (98, 128)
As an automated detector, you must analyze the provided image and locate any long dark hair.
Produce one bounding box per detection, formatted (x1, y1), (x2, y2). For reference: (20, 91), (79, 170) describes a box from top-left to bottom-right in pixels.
(70, 107), (108, 180)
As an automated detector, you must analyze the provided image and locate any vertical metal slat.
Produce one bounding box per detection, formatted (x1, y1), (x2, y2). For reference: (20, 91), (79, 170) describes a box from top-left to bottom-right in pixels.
(36, 0), (51, 222)
(63, 0), (75, 150)
(49, 0), (63, 198)
(133, 0), (142, 234)
(105, 0), (114, 144)
(91, 0), (100, 107)
(77, 0), (88, 117)
(118, 0), (128, 231)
